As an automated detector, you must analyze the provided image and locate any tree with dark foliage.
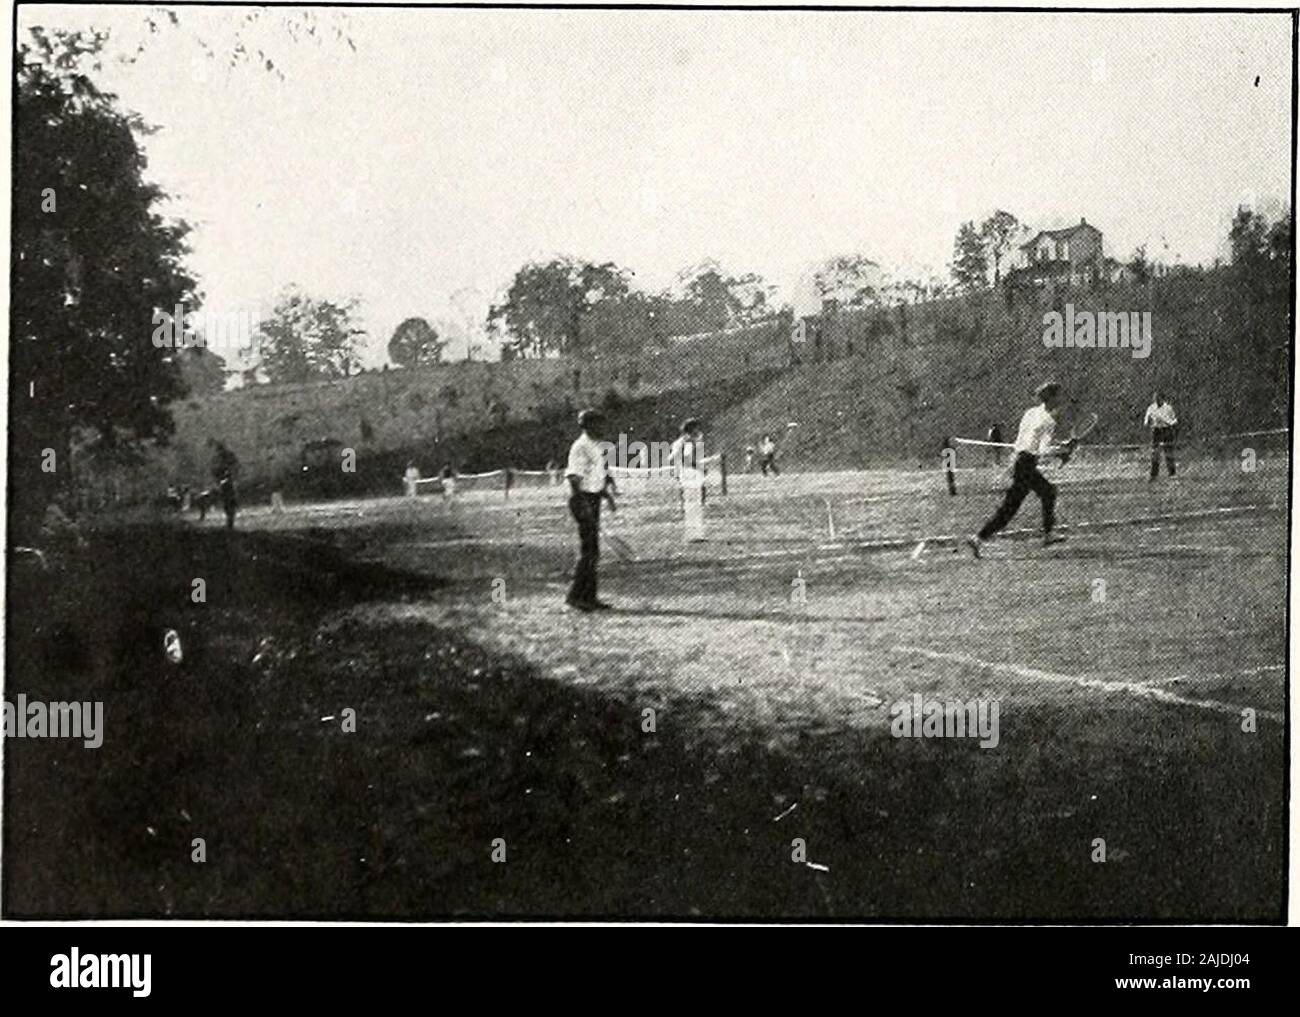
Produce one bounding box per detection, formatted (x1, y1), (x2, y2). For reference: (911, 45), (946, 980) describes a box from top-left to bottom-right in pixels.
(979, 210), (1023, 285)
(951, 221), (989, 292)
(487, 258), (632, 359)
(388, 316), (446, 368)
(12, 28), (198, 538)
(252, 288), (365, 383)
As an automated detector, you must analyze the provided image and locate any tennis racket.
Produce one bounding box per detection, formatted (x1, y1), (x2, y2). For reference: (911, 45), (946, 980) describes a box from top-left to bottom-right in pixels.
(1071, 411), (1100, 442)
(602, 505), (637, 562)
(604, 532), (636, 562)
(1056, 411), (1098, 467)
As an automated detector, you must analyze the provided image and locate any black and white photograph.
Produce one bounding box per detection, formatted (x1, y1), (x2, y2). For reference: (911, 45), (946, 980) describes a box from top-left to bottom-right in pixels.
(2, 1), (1294, 936)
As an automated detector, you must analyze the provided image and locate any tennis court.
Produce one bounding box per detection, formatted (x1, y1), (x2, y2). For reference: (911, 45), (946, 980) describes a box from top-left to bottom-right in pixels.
(235, 435), (1287, 730)
(194, 439), (1289, 917)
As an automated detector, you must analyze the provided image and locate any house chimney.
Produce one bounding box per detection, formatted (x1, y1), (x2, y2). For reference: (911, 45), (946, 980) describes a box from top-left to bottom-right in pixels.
(1081, 217), (1087, 226)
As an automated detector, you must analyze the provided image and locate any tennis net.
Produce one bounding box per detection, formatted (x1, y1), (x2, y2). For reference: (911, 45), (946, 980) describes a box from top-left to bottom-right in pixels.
(609, 453), (726, 498)
(947, 427), (1289, 482)
(412, 468), (508, 499)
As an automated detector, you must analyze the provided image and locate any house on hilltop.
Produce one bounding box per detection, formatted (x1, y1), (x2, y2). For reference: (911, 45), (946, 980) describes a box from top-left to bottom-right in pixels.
(1008, 218), (1105, 288)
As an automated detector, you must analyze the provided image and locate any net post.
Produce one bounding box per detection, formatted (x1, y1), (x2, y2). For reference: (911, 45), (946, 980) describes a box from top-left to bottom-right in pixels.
(720, 452), (728, 495)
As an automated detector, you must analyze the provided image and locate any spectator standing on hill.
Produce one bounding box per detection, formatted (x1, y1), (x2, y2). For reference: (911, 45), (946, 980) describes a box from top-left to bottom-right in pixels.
(759, 434), (779, 476)
(1144, 390), (1178, 480)
(565, 409), (618, 612)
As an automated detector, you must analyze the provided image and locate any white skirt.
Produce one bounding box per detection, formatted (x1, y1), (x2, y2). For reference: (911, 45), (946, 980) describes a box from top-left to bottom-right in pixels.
(680, 470), (705, 541)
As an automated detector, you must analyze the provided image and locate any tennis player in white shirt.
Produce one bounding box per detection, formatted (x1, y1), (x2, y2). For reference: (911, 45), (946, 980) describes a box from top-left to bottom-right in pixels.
(967, 382), (1076, 558)
(1143, 390), (1178, 480)
(565, 409), (618, 611)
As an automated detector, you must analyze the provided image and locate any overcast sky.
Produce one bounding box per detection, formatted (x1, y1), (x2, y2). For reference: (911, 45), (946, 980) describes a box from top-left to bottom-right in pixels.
(22, 6), (1294, 364)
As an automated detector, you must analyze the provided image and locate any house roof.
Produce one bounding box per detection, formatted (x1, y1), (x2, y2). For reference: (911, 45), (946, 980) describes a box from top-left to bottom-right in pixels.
(1020, 221), (1101, 249)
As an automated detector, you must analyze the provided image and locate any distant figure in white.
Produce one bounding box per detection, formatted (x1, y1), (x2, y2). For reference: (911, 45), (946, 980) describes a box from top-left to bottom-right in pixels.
(1143, 390), (1178, 481)
(670, 418), (707, 542)
(403, 461), (421, 498)
(440, 464), (456, 503)
(759, 434), (779, 476)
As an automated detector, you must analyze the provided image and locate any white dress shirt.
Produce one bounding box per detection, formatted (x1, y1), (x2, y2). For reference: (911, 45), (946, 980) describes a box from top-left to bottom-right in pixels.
(1013, 404), (1058, 456)
(566, 433), (609, 493)
(1144, 401), (1178, 428)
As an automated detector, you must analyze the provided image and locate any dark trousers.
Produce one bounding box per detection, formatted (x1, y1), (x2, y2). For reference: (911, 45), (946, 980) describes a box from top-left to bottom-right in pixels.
(220, 481), (238, 530)
(978, 452), (1056, 539)
(760, 454), (779, 476)
(1150, 426), (1176, 478)
(568, 493), (601, 605)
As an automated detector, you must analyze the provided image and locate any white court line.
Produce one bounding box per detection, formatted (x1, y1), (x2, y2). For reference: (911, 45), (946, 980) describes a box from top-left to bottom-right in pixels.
(606, 502), (1281, 572)
(892, 645), (1283, 724)
(836, 501), (1283, 554)
(392, 538), (551, 548)
(1150, 664), (1287, 686)
(1146, 543), (1256, 555)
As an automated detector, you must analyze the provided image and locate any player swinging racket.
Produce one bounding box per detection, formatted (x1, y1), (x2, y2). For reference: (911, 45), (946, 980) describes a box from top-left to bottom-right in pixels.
(565, 408), (618, 612)
(966, 382), (1076, 558)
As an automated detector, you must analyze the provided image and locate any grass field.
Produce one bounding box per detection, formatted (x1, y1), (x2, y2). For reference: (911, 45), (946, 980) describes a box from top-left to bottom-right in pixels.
(5, 447), (1288, 920)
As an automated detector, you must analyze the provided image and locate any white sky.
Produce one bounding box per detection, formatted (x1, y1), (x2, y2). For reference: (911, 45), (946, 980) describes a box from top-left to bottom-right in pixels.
(21, 5), (1295, 365)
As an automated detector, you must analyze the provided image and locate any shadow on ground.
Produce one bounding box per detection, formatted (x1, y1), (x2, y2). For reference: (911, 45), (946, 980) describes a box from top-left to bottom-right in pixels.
(3, 525), (1284, 920)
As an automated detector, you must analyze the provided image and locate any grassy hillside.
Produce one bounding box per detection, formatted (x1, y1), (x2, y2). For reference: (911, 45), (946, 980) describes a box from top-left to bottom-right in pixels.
(260, 369), (784, 501)
(709, 269), (1289, 469)
(269, 267), (1289, 495)
(78, 266), (1288, 508)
